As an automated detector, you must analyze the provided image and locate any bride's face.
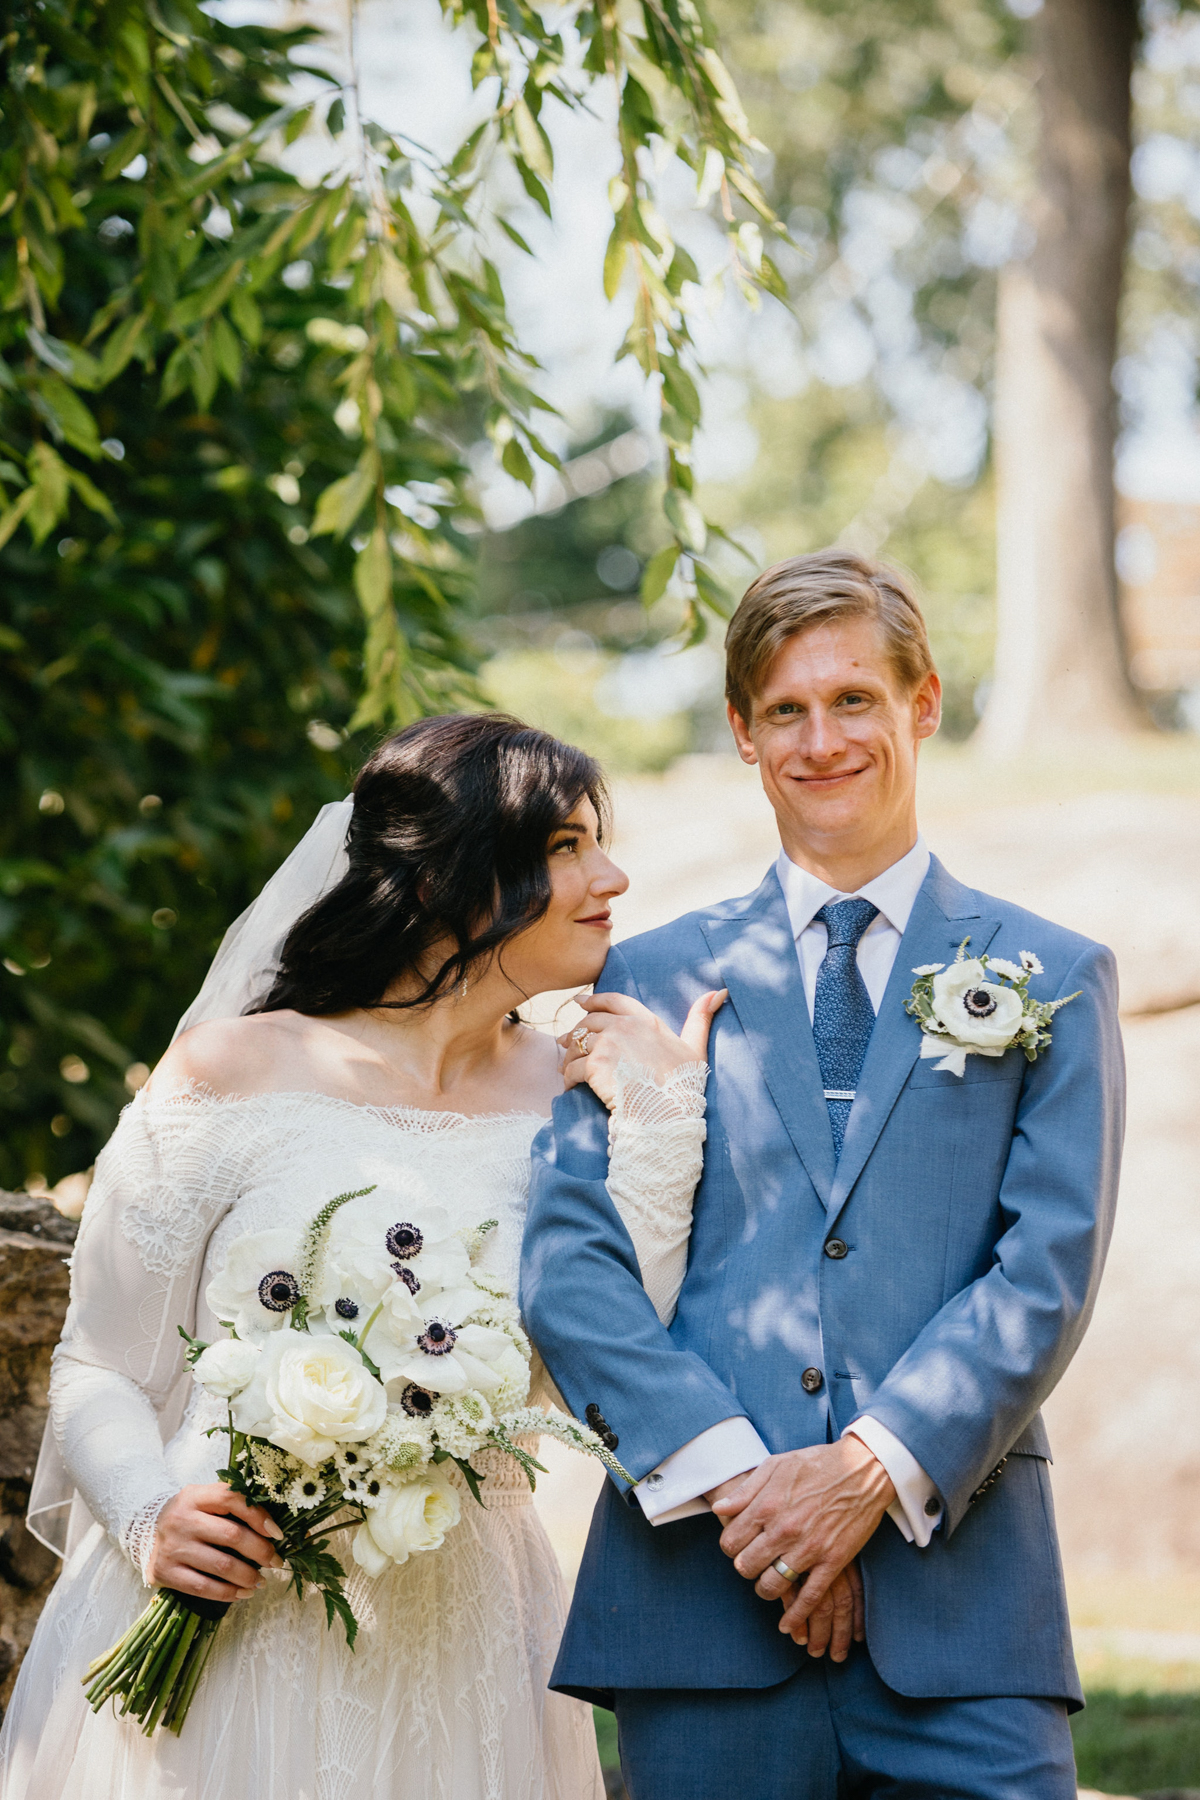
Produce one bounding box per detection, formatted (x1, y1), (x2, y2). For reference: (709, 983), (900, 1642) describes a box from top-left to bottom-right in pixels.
(503, 797), (628, 997)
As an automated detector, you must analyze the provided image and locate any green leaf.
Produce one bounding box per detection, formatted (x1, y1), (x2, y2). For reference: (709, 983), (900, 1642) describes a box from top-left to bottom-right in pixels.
(353, 526), (391, 616)
(661, 362), (702, 428)
(512, 98), (553, 185)
(514, 159), (551, 218)
(0, 485), (38, 552)
(311, 454), (377, 538)
(211, 314), (242, 385)
(501, 436), (534, 487)
(285, 102), (314, 145)
(66, 465), (119, 526)
(603, 224), (629, 302)
(98, 309), (151, 384)
(640, 542), (680, 605)
(664, 487), (707, 555)
(326, 96), (345, 137)
(228, 286), (263, 346)
(32, 374), (102, 459)
(25, 442), (71, 545)
(497, 217), (534, 255)
(101, 126), (148, 181)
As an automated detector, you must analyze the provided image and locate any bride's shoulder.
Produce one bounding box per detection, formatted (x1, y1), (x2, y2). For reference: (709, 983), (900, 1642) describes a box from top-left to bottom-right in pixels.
(144, 1011), (315, 1101)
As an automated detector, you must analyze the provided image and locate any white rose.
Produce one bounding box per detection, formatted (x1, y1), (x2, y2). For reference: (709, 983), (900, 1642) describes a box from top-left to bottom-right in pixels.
(192, 1337), (261, 1399)
(205, 1228), (303, 1338)
(930, 959), (1024, 1049)
(351, 1469), (461, 1575)
(234, 1331), (387, 1466)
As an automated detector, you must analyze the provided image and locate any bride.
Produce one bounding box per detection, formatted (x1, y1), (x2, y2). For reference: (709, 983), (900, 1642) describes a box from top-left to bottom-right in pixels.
(0, 712), (725, 1800)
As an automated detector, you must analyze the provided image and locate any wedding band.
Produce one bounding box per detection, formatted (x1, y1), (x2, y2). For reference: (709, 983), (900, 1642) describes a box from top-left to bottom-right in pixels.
(572, 1029), (593, 1055)
(772, 1557), (802, 1585)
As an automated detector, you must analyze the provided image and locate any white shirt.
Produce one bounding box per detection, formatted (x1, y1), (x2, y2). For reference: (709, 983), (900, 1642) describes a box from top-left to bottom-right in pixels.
(633, 836), (944, 1546)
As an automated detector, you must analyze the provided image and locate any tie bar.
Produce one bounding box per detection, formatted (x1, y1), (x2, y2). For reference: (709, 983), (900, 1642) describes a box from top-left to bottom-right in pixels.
(823, 1089), (856, 1101)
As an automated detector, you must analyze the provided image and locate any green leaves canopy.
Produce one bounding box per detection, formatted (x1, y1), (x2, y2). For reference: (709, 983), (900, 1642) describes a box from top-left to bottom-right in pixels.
(0, 0), (777, 1183)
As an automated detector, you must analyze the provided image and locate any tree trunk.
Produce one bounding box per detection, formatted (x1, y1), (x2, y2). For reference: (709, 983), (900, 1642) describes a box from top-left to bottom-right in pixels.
(977, 0), (1144, 756)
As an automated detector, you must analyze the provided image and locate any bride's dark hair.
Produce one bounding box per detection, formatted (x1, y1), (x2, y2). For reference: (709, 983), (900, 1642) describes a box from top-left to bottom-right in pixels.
(251, 713), (608, 1017)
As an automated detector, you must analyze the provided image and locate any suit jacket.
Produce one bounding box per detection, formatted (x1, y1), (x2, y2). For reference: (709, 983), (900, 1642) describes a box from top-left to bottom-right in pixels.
(519, 857), (1124, 1706)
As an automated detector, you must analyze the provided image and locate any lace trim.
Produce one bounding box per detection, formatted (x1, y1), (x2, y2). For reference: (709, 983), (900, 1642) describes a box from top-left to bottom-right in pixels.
(139, 1077), (549, 1132)
(121, 1489), (176, 1587)
(609, 1057), (708, 1128)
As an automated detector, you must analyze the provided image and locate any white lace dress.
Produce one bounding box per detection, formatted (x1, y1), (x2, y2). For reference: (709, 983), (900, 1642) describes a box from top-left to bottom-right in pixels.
(0, 1065), (705, 1800)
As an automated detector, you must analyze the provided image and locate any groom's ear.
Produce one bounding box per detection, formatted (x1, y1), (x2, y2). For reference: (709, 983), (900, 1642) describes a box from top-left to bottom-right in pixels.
(912, 669), (942, 743)
(727, 701), (758, 765)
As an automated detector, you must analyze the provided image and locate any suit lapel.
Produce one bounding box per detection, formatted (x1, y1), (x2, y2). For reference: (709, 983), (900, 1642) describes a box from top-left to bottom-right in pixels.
(827, 856), (1001, 1222)
(700, 873), (837, 1208)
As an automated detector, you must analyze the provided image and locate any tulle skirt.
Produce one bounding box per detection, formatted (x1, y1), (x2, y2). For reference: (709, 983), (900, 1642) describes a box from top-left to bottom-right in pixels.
(0, 1472), (602, 1800)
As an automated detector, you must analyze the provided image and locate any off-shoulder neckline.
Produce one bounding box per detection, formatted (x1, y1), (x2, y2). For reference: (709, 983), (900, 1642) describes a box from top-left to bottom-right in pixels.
(135, 1078), (550, 1129)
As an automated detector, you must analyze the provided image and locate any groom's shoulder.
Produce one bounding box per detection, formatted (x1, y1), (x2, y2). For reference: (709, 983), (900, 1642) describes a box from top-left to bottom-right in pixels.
(943, 866), (1114, 983)
(609, 879), (769, 986)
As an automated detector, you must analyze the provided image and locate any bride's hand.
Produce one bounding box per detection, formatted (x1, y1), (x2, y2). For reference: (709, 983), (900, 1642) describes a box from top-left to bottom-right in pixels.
(146, 1482), (286, 1602)
(559, 988), (727, 1108)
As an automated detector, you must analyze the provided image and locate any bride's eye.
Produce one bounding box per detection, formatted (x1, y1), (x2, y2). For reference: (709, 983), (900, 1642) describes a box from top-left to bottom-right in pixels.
(550, 837), (579, 856)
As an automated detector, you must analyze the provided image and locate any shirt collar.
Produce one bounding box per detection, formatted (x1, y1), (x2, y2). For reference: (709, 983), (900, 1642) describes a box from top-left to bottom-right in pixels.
(775, 834), (931, 941)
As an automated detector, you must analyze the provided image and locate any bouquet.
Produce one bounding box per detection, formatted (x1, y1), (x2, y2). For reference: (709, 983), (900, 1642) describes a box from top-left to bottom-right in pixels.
(83, 1183), (627, 1736)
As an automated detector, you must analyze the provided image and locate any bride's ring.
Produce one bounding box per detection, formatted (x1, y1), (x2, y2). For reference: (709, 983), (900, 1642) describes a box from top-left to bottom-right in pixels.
(772, 1557), (803, 1585)
(571, 1028), (593, 1055)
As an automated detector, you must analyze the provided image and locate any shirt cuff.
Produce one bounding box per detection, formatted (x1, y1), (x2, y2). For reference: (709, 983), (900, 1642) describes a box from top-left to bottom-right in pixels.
(845, 1416), (942, 1547)
(634, 1417), (770, 1525)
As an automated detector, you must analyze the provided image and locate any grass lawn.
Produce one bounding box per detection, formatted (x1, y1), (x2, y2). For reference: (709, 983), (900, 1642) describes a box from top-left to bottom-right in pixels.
(1072, 1690), (1200, 1794)
(595, 1690), (1200, 1795)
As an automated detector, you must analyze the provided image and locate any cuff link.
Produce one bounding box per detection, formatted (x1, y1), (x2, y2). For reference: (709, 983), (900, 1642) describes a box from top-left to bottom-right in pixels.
(923, 1494), (941, 1517)
(644, 1471), (664, 1490)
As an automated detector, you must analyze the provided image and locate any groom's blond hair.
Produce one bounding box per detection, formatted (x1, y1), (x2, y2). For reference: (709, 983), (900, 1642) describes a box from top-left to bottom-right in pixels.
(724, 549), (935, 721)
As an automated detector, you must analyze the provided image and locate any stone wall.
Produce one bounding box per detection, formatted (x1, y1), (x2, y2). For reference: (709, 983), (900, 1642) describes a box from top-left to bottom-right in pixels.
(0, 1194), (77, 1719)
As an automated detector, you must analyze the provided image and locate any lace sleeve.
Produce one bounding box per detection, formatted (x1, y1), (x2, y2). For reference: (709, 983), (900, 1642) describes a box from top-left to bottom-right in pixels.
(49, 1095), (235, 1580)
(605, 1058), (707, 1327)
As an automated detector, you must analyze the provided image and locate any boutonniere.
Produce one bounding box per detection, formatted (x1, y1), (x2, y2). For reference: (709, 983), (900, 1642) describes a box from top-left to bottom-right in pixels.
(905, 941), (1080, 1078)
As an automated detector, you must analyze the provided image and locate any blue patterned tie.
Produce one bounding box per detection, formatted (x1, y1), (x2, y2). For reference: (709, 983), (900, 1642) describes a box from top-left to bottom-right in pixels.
(812, 898), (879, 1158)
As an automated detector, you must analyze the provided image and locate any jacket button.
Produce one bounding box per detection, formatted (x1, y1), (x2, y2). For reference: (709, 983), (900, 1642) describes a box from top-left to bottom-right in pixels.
(924, 1495), (941, 1517)
(824, 1238), (848, 1260)
(801, 1367), (823, 1393)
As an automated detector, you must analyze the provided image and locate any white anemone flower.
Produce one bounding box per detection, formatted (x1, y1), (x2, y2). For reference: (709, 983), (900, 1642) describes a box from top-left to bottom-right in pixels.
(985, 957), (1024, 982)
(316, 1192), (475, 1316)
(205, 1228), (303, 1337)
(381, 1319), (519, 1397)
(1020, 951), (1044, 975)
(930, 959), (1024, 1051)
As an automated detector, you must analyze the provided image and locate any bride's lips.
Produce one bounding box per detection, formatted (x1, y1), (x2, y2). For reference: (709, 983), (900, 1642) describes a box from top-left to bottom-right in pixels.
(574, 910), (612, 928)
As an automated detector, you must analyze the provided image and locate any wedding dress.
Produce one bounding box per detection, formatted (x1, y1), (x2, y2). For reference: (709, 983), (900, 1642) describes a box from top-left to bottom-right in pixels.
(0, 1060), (704, 1800)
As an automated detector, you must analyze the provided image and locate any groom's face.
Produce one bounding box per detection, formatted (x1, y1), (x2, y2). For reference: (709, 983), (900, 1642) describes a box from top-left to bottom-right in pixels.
(728, 615), (941, 867)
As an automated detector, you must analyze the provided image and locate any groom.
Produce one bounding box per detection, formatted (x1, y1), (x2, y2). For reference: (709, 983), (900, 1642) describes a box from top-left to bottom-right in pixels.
(520, 549), (1124, 1798)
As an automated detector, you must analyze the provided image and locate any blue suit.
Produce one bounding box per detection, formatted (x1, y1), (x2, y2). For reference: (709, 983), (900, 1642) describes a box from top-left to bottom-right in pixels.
(520, 858), (1124, 1796)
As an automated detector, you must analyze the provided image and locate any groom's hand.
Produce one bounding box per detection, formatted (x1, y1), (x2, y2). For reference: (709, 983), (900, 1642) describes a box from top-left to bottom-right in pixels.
(709, 1439), (895, 1639)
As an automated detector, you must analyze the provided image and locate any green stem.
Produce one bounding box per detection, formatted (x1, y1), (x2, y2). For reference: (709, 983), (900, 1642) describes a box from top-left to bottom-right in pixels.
(164, 1618), (219, 1734)
(141, 1611), (198, 1736)
(355, 1297), (384, 1354)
